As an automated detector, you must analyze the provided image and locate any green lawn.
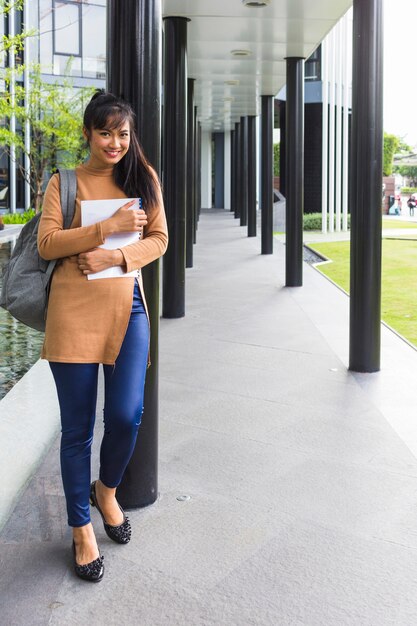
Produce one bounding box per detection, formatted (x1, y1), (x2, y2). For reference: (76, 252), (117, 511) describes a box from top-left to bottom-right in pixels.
(382, 218), (417, 230)
(308, 239), (417, 347)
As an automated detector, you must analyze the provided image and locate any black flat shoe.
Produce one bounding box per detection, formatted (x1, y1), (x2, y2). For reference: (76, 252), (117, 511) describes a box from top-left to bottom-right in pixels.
(89, 480), (131, 544)
(72, 541), (104, 583)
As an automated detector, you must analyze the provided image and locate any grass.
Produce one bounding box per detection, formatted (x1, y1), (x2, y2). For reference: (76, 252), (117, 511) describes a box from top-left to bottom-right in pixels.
(275, 218), (417, 237)
(382, 218), (417, 230)
(308, 239), (417, 347)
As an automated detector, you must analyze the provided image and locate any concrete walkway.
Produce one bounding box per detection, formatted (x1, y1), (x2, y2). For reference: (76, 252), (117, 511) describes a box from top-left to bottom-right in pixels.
(1, 210), (417, 625)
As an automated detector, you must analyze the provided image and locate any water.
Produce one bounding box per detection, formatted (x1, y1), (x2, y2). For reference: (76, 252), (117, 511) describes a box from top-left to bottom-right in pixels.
(0, 241), (44, 400)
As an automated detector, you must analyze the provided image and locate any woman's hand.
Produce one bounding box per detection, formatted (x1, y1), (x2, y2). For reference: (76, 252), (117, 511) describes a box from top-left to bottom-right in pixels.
(104, 200), (148, 234)
(77, 248), (125, 275)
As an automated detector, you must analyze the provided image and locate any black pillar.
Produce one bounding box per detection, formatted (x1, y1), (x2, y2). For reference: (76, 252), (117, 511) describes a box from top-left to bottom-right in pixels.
(240, 116), (248, 227)
(193, 106), (198, 243)
(214, 133), (225, 208)
(247, 115), (257, 237)
(186, 78), (195, 268)
(234, 122), (240, 219)
(349, 0), (383, 373)
(107, 0), (161, 508)
(285, 58), (304, 287)
(197, 121), (202, 224)
(261, 96), (273, 254)
(279, 101), (286, 197)
(162, 16), (189, 318)
(230, 129), (235, 214)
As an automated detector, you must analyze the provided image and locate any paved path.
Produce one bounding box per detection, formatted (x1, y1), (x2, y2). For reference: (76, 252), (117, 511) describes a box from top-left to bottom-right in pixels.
(1, 210), (417, 625)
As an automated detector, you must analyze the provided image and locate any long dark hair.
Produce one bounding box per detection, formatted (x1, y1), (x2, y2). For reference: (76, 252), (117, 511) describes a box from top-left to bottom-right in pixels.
(83, 90), (160, 211)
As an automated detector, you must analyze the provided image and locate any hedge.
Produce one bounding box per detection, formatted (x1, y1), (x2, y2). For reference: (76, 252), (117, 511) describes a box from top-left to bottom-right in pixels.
(303, 212), (351, 231)
(1, 210), (36, 224)
(1, 209), (350, 231)
(400, 188), (417, 195)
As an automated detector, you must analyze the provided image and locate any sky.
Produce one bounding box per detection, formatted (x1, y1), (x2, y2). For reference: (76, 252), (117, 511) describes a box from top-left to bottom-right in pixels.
(384, 0), (417, 147)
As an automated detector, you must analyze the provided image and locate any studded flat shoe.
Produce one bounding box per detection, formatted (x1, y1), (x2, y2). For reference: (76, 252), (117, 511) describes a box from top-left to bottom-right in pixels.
(89, 480), (132, 544)
(72, 541), (104, 583)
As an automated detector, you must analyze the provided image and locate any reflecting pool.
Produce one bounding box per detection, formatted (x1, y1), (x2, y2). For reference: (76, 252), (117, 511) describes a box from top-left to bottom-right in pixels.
(0, 240), (43, 400)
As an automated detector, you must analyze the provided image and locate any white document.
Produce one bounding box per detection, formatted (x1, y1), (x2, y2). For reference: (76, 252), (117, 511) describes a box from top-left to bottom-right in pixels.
(81, 198), (140, 280)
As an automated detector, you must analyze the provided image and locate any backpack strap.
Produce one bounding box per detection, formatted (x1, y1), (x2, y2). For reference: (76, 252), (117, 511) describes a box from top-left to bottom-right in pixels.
(57, 169), (77, 229)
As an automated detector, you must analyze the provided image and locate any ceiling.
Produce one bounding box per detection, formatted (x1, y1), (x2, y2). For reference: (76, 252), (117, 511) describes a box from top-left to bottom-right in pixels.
(162, 0), (352, 132)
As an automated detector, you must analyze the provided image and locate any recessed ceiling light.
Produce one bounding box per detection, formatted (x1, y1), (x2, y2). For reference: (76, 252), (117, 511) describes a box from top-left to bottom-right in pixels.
(231, 49), (252, 57)
(224, 80), (240, 86)
(242, 0), (270, 6)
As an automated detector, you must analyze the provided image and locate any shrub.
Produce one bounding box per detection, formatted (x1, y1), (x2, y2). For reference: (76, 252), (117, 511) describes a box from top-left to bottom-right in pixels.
(303, 213), (322, 230)
(303, 212), (351, 231)
(1, 210), (36, 224)
(400, 187), (417, 195)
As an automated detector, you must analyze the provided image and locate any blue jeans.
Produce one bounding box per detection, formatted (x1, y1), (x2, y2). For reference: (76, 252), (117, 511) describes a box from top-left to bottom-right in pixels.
(50, 282), (149, 527)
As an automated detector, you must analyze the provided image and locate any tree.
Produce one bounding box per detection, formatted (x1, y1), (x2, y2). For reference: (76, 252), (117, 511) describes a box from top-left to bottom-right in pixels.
(0, 1), (33, 56)
(0, 62), (94, 211)
(0, 3), (94, 211)
(396, 165), (417, 187)
(383, 133), (399, 176)
(397, 138), (413, 153)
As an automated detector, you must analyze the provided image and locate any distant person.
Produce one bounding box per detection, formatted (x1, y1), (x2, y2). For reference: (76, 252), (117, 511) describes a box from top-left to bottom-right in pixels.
(38, 91), (168, 582)
(388, 199), (401, 215)
(395, 195), (402, 215)
(407, 194), (416, 217)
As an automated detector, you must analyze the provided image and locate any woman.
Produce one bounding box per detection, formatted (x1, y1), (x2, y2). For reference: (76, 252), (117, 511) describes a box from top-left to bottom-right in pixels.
(38, 91), (168, 582)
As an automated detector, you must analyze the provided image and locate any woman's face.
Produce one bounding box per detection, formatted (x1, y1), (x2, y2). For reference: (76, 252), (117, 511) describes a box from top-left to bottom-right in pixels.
(84, 119), (131, 168)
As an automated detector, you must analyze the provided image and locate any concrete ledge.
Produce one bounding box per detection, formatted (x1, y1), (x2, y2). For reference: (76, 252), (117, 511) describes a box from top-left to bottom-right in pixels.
(0, 223), (24, 243)
(0, 359), (59, 531)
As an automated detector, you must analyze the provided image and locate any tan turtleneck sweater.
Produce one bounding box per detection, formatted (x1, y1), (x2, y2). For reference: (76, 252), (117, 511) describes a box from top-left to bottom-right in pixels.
(37, 163), (168, 364)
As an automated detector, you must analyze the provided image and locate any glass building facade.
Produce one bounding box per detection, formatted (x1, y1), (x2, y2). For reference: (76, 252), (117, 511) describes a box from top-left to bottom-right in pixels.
(37, 0), (106, 83)
(1, 1), (107, 211)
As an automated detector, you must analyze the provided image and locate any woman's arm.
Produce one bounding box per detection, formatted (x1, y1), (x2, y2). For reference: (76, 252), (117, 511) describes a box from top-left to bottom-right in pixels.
(118, 181), (168, 272)
(77, 247), (126, 275)
(76, 188), (168, 275)
(37, 173), (115, 260)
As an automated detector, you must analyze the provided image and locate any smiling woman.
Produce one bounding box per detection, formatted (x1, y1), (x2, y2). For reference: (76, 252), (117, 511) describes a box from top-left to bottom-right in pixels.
(36, 90), (168, 582)
(83, 124), (130, 167)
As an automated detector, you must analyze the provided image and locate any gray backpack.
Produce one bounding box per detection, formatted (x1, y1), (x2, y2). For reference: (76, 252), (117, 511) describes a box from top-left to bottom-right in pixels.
(0, 170), (77, 332)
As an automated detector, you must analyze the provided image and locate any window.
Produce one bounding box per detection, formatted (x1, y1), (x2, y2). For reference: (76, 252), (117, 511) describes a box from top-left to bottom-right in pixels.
(305, 46), (321, 82)
(81, 4), (106, 78)
(0, 11), (5, 69)
(41, 0), (106, 79)
(53, 1), (82, 56)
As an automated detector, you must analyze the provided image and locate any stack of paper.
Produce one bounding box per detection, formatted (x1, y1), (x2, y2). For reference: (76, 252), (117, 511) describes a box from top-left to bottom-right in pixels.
(81, 198), (141, 280)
